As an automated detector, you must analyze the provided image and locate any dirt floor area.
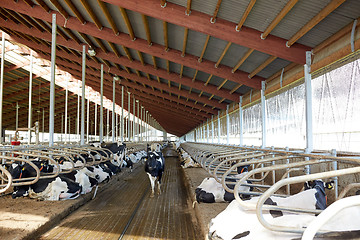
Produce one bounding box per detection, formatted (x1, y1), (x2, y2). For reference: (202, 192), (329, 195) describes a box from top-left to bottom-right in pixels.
(0, 166), (137, 240)
(182, 167), (229, 239)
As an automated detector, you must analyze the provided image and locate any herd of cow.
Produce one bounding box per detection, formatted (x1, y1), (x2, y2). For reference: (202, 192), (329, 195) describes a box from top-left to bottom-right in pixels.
(176, 145), (360, 240)
(4, 141), (167, 201)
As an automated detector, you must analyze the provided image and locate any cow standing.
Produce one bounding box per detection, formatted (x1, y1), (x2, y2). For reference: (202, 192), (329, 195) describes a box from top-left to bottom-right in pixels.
(144, 151), (165, 197)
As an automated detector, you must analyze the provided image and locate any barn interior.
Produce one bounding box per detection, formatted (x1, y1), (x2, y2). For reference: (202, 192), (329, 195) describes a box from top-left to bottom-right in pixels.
(0, 0), (360, 239)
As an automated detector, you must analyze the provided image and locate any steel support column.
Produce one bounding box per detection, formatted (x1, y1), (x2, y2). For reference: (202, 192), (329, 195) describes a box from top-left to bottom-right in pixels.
(121, 85), (124, 142)
(239, 96), (243, 146)
(211, 116), (214, 143)
(226, 105), (230, 144)
(80, 45), (86, 145)
(128, 92), (131, 141)
(305, 51), (313, 174)
(261, 81), (266, 149)
(217, 112), (220, 144)
(28, 51), (33, 144)
(64, 74), (68, 143)
(112, 77), (116, 142)
(100, 64), (104, 143)
(49, 14), (56, 147)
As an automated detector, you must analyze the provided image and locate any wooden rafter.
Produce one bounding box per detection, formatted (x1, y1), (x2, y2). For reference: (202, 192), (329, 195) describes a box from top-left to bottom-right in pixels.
(163, 21), (169, 51)
(49, 0), (69, 19)
(142, 14), (152, 45)
(261, 0), (298, 39)
(97, 0), (119, 35)
(198, 35), (210, 63)
(210, 0), (223, 23)
(119, 7), (135, 40)
(64, 0), (86, 24)
(215, 42), (231, 68)
(80, 0), (103, 30)
(236, 0), (257, 31)
(232, 48), (254, 73)
(182, 27), (189, 57)
(248, 55), (277, 78)
(286, 0), (346, 47)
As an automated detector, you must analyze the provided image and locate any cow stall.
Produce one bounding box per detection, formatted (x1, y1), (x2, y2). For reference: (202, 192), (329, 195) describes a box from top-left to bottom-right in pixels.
(180, 142), (360, 239)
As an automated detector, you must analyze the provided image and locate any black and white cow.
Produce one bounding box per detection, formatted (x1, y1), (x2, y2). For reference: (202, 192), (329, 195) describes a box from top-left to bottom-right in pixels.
(208, 180), (334, 240)
(8, 161), (82, 201)
(144, 151), (165, 197)
(61, 168), (98, 195)
(196, 166), (252, 203)
(90, 141), (127, 167)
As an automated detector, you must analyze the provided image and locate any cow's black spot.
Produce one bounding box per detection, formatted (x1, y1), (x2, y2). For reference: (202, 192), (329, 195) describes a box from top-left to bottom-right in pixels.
(195, 189), (215, 203)
(265, 198), (283, 218)
(232, 231), (250, 239)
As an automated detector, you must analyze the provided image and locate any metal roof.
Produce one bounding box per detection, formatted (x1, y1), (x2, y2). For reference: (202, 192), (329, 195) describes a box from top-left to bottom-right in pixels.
(0, 0), (359, 136)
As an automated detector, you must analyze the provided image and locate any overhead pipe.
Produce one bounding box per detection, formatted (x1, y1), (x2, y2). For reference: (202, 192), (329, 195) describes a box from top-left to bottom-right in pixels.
(49, 14), (56, 147)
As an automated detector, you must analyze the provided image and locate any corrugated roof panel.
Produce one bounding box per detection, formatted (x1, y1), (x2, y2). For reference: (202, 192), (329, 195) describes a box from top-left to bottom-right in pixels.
(141, 52), (154, 66)
(182, 66), (196, 80)
(297, 1), (360, 47)
(126, 10), (147, 41)
(167, 22), (186, 52)
(217, 0), (253, 24)
(270, 0), (331, 41)
(203, 37), (228, 63)
(209, 75), (223, 86)
(106, 2), (129, 35)
(170, 61), (181, 74)
(195, 71), (210, 84)
(147, 16), (165, 46)
(168, 0), (219, 18)
(185, 30), (208, 58)
(257, 58), (290, 79)
(238, 50), (269, 75)
(222, 79), (238, 91)
(240, 0), (289, 33)
(220, 44), (249, 68)
(156, 57), (167, 71)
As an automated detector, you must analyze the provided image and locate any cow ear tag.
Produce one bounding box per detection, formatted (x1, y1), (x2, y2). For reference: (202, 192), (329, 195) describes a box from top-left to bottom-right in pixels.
(325, 181), (334, 189)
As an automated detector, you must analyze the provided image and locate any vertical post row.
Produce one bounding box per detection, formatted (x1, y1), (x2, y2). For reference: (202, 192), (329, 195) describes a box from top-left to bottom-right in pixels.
(49, 14), (57, 147)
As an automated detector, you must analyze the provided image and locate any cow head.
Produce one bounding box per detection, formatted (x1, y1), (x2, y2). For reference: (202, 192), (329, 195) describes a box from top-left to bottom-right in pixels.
(304, 180), (334, 210)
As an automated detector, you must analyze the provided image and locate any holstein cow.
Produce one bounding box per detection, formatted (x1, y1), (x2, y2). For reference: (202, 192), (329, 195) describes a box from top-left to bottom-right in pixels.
(90, 141), (127, 168)
(208, 180), (333, 240)
(8, 161), (82, 201)
(144, 151), (165, 197)
(195, 166), (252, 203)
(61, 168), (98, 195)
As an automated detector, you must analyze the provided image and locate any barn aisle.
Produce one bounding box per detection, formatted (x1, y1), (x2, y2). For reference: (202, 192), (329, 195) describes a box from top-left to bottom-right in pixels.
(40, 148), (200, 240)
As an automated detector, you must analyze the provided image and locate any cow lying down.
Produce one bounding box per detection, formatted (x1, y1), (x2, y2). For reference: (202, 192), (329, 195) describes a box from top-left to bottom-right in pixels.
(208, 180), (335, 240)
(196, 166), (252, 203)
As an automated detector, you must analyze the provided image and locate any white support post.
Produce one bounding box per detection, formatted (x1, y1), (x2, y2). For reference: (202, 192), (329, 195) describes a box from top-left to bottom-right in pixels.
(49, 14), (57, 147)
(226, 105), (230, 144)
(116, 113), (118, 141)
(128, 92), (131, 141)
(27, 51), (33, 144)
(140, 106), (143, 141)
(64, 74), (69, 144)
(112, 77), (116, 142)
(121, 86), (124, 142)
(107, 109), (110, 142)
(211, 116), (214, 143)
(61, 114), (64, 142)
(207, 120), (210, 143)
(217, 112), (220, 144)
(305, 51), (313, 174)
(261, 81), (266, 149)
(86, 98), (89, 143)
(133, 96), (135, 141)
(94, 103), (97, 141)
(42, 108), (45, 142)
(80, 45), (86, 145)
(76, 84), (80, 142)
(146, 111), (149, 141)
(137, 101), (140, 142)
(100, 64), (104, 143)
(16, 102), (19, 131)
(239, 96), (243, 146)
(0, 32), (4, 143)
